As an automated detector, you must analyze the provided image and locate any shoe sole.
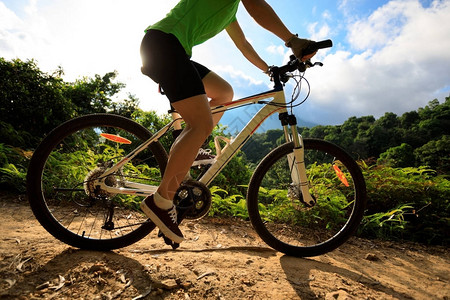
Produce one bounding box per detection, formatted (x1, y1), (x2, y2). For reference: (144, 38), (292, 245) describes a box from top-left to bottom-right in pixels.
(192, 159), (215, 167)
(140, 201), (184, 244)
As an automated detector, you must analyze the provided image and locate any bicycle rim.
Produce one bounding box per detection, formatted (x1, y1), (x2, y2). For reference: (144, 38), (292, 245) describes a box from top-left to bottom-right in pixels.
(27, 114), (167, 250)
(247, 139), (366, 257)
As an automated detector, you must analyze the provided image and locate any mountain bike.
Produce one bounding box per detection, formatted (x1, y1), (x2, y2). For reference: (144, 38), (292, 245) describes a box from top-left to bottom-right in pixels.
(26, 40), (367, 257)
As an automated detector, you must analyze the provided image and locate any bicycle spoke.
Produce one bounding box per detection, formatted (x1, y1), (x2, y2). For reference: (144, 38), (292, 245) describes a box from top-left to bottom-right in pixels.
(248, 140), (366, 257)
(27, 114), (167, 249)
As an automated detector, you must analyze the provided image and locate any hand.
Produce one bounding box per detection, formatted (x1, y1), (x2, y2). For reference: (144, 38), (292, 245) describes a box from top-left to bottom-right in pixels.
(285, 35), (316, 62)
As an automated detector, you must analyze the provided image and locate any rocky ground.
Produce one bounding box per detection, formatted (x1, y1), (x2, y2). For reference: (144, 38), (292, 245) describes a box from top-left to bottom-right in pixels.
(0, 192), (449, 299)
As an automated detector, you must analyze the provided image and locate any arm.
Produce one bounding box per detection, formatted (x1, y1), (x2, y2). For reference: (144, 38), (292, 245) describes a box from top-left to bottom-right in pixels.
(241, 0), (294, 43)
(226, 20), (269, 73)
(241, 0), (316, 61)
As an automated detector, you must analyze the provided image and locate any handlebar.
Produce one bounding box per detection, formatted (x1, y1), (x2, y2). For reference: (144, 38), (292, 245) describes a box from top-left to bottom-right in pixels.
(271, 39), (333, 89)
(303, 39), (333, 56)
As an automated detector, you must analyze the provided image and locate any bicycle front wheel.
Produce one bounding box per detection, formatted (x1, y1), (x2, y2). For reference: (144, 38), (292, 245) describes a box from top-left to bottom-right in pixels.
(27, 114), (168, 250)
(247, 139), (366, 257)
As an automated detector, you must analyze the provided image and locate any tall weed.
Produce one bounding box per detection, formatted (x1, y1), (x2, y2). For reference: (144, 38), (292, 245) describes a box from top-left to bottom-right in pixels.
(361, 164), (449, 244)
(0, 144), (30, 192)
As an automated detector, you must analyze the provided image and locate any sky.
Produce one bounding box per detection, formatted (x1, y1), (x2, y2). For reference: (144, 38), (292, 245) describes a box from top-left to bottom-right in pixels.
(1, 0), (449, 131)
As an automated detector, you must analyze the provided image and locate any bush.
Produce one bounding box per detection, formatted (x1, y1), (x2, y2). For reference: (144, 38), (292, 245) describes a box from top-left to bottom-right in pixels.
(0, 144), (31, 192)
(209, 186), (248, 219)
(360, 164), (449, 245)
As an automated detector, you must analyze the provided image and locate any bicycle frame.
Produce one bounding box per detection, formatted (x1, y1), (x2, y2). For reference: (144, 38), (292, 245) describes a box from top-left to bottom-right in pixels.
(97, 85), (314, 204)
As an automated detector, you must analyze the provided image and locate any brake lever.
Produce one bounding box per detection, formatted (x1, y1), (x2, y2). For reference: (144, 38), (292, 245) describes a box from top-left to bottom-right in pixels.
(299, 60), (324, 72)
(307, 61), (324, 67)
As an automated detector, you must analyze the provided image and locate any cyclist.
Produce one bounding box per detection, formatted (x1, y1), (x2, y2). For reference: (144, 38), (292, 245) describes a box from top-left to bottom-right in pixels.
(140, 0), (316, 244)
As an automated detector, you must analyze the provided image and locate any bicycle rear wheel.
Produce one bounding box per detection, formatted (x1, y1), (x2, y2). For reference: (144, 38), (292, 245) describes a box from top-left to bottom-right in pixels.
(247, 139), (366, 257)
(26, 114), (168, 250)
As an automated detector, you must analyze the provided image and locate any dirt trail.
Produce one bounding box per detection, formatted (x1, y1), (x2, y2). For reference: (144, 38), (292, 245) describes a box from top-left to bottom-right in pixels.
(0, 192), (449, 300)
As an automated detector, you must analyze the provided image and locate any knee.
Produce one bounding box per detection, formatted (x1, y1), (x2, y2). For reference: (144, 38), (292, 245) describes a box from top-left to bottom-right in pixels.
(206, 76), (234, 105)
(187, 115), (214, 137)
(221, 82), (234, 102)
(201, 116), (214, 136)
(210, 86), (233, 106)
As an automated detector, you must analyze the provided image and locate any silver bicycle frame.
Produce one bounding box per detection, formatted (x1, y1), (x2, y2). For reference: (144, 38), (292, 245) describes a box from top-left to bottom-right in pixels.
(97, 87), (312, 201)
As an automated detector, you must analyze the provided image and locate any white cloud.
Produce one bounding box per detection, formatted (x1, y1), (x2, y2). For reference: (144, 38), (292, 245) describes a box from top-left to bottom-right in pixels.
(0, 0), (178, 114)
(266, 44), (285, 56)
(322, 10), (332, 20)
(214, 64), (265, 87)
(304, 0), (450, 124)
(307, 22), (331, 41)
(347, 1), (410, 50)
(2, 0), (449, 126)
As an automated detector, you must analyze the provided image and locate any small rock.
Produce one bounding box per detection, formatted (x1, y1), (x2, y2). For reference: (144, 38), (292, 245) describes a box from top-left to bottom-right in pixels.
(89, 263), (107, 273)
(365, 253), (380, 261)
(181, 281), (193, 289)
(325, 290), (354, 300)
(160, 279), (178, 290)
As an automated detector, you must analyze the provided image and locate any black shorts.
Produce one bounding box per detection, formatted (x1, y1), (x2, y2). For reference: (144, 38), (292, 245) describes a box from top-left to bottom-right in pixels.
(140, 29), (210, 103)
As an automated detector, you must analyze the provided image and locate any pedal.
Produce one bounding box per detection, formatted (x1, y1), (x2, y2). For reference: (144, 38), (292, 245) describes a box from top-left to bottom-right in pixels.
(158, 230), (180, 249)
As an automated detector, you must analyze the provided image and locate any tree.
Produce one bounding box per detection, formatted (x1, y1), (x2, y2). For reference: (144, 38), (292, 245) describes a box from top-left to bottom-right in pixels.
(0, 58), (75, 147)
(378, 143), (415, 168)
(132, 109), (173, 152)
(414, 135), (450, 174)
(0, 58), (139, 148)
(400, 111), (420, 129)
(63, 71), (125, 115)
(111, 94), (140, 119)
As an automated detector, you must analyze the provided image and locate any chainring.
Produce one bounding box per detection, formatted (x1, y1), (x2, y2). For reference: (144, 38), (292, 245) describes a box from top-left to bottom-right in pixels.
(174, 180), (211, 220)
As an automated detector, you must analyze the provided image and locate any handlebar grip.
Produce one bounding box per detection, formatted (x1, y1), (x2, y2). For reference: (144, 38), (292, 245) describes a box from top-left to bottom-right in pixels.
(303, 39), (333, 56)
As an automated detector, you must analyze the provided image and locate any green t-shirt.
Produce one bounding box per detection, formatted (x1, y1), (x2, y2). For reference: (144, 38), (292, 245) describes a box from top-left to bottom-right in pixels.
(147, 0), (240, 56)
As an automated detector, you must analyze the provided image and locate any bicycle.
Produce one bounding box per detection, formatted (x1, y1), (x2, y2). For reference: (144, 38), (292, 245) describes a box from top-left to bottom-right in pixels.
(26, 39), (367, 257)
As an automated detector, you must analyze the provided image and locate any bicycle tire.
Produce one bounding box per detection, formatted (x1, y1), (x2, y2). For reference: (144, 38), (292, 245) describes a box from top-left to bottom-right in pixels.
(26, 114), (168, 250)
(247, 139), (366, 257)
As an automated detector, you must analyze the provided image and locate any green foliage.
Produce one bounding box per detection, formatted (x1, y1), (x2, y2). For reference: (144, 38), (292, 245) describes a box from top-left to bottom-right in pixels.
(0, 58), (75, 147)
(254, 160), (356, 232)
(211, 152), (252, 196)
(208, 161), (449, 245)
(242, 129), (285, 164)
(0, 58), (139, 149)
(414, 135), (450, 174)
(0, 122), (33, 148)
(361, 204), (415, 239)
(242, 97), (450, 175)
(209, 186), (248, 219)
(361, 164), (449, 244)
(0, 144), (30, 192)
(0, 163), (27, 193)
(132, 110), (173, 151)
(378, 143), (415, 168)
(1, 57), (449, 245)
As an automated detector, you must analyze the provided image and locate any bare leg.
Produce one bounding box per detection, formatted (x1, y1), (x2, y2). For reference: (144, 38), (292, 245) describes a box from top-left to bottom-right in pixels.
(157, 94), (214, 200)
(165, 72), (234, 195)
(170, 71), (232, 151)
(203, 71), (234, 126)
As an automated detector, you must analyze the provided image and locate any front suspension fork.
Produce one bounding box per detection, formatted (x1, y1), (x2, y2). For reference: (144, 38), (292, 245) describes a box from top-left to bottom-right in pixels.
(280, 113), (316, 207)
